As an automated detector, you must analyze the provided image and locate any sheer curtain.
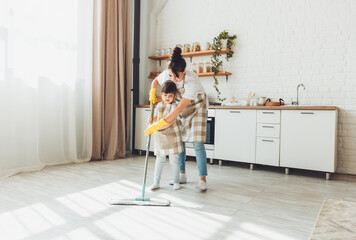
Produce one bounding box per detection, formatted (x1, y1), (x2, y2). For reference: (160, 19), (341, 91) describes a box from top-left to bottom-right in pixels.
(0, 0), (93, 179)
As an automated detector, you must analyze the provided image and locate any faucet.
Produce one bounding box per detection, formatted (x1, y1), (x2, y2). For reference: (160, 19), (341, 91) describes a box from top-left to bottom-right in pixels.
(292, 83), (306, 105)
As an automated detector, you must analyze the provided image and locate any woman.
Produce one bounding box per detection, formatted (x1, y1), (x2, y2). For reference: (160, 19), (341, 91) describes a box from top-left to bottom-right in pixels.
(145, 47), (208, 191)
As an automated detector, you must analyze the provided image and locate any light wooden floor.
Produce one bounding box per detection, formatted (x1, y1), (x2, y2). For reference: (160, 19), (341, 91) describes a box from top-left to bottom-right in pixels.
(1, 154), (355, 240)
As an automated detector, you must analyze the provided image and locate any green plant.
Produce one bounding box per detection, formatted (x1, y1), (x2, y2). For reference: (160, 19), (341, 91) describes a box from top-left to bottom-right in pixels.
(211, 30), (237, 102)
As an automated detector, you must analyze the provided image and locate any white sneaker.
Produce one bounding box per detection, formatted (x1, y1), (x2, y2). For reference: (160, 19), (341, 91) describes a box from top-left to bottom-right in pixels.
(169, 173), (187, 185)
(195, 180), (207, 191)
(180, 173), (187, 184)
(149, 183), (160, 190)
(172, 183), (181, 190)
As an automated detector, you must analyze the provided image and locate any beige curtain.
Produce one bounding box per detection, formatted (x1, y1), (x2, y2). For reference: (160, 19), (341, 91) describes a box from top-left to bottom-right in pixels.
(92, 0), (131, 160)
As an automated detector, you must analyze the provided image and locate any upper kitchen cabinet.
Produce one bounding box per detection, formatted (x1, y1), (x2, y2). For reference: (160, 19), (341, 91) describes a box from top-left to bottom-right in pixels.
(280, 110), (338, 176)
(214, 109), (257, 163)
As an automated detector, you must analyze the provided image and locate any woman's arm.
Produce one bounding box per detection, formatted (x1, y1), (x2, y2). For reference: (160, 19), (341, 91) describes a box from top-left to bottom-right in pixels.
(151, 78), (159, 88)
(164, 98), (191, 123)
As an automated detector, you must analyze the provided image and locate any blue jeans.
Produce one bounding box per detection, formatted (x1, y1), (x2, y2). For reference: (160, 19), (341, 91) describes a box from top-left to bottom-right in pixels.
(178, 142), (207, 176)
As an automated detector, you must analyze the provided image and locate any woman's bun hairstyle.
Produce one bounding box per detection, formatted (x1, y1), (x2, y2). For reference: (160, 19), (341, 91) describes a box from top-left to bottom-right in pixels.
(170, 47), (182, 61)
(168, 47), (186, 77)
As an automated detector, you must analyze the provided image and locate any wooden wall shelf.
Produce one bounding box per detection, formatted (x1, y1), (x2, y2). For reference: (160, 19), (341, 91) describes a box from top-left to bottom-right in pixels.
(148, 48), (231, 60)
(148, 71), (231, 79)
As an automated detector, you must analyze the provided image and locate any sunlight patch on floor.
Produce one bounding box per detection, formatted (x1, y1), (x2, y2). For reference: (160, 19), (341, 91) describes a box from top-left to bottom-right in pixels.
(0, 203), (65, 239)
(95, 206), (231, 240)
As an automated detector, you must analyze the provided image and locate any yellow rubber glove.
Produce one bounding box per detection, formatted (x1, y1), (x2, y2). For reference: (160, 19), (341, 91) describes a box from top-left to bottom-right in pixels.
(149, 88), (157, 108)
(144, 119), (168, 135)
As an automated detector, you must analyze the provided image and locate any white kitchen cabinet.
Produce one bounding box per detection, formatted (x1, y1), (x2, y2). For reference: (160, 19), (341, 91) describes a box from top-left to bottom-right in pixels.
(135, 107), (155, 152)
(256, 123), (280, 138)
(256, 137), (280, 166)
(257, 110), (281, 123)
(280, 110), (337, 174)
(255, 110), (281, 167)
(214, 109), (257, 163)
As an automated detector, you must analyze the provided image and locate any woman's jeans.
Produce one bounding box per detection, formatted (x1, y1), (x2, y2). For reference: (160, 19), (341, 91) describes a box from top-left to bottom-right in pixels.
(153, 154), (180, 184)
(178, 142), (207, 176)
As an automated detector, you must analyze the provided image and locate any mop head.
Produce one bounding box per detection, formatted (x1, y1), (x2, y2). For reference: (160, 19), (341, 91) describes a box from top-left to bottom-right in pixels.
(109, 198), (171, 206)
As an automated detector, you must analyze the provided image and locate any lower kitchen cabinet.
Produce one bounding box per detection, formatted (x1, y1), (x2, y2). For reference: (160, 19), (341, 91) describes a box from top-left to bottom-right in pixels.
(280, 110), (338, 173)
(135, 107), (155, 152)
(214, 109), (257, 163)
(256, 137), (280, 166)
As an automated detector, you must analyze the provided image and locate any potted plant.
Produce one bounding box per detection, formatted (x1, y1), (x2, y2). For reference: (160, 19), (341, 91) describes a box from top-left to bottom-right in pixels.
(211, 30), (237, 102)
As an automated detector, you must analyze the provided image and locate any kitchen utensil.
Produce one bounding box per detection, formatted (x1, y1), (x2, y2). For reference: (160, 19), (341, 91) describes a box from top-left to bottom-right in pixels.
(265, 98), (285, 106)
(247, 92), (255, 101)
(250, 98), (258, 106)
(258, 97), (267, 105)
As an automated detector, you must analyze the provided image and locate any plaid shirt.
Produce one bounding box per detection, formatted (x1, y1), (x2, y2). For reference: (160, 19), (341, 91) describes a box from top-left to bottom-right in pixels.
(153, 102), (183, 156)
(178, 89), (207, 143)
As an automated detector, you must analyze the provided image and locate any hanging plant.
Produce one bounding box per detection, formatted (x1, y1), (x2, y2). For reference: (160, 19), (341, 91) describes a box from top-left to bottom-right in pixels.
(211, 30), (237, 102)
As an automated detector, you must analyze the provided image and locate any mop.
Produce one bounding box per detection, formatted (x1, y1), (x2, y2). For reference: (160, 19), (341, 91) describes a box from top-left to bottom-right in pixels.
(109, 104), (171, 206)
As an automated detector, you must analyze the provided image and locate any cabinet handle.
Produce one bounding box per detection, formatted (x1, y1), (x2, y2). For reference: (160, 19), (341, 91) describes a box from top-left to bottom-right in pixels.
(262, 112), (274, 114)
(262, 126), (274, 128)
(230, 111), (240, 113)
(301, 112), (314, 114)
(262, 139), (274, 142)
(145, 109), (151, 112)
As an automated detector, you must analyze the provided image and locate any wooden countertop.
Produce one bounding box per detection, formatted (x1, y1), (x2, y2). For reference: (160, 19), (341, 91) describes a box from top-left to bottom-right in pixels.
(135, 105), (339, 110)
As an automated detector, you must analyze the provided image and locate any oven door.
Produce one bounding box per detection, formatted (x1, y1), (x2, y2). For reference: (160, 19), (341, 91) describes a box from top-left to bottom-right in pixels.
(206, 117), (215, 145)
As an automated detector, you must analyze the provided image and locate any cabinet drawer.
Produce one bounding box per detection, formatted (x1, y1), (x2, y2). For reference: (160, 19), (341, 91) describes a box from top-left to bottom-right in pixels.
(257, 123), (280, 138)
(257, 110), (280, 123)
(256, 137), (280, 166)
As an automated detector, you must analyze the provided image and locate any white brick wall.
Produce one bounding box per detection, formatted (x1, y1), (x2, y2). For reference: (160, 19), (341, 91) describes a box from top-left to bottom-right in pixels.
(147, 0), (356, 175)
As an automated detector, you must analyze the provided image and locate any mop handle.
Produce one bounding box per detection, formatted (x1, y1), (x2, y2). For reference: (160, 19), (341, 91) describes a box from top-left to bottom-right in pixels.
(141, 104), (155, 200)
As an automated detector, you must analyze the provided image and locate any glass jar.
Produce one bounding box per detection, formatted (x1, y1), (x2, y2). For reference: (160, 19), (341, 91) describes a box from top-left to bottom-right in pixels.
(201, 42), (210, 51)
(197, 62), (204, 73)
(155, 49), (160, 56)
(204, 62), (212, 73)
(192, 42), (200, 52)
(183, 44), (190, 53)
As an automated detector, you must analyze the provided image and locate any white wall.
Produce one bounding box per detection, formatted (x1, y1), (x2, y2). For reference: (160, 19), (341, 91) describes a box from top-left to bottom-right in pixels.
(144, 0), (356, 174)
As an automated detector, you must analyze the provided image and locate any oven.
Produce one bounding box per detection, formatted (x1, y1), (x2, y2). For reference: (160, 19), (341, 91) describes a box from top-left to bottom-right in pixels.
(205, 114), (215, 148)
(185, 109), (215, 160)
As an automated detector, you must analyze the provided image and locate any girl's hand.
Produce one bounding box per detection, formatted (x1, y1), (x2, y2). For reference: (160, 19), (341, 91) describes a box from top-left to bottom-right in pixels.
(147, 117), (152, 126)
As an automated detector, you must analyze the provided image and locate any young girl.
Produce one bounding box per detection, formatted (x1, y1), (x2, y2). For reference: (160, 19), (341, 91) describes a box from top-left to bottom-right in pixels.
(148, 80), (183, 190)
